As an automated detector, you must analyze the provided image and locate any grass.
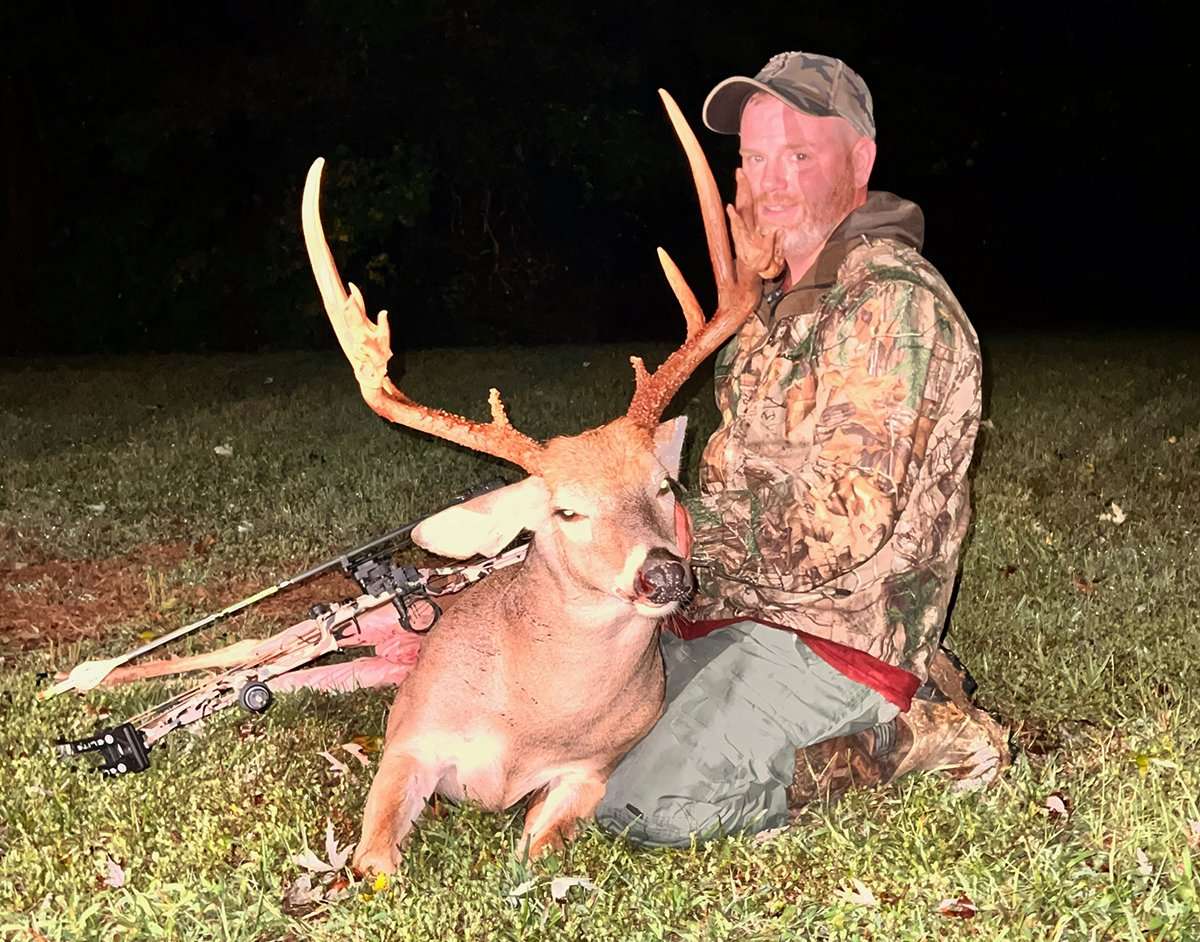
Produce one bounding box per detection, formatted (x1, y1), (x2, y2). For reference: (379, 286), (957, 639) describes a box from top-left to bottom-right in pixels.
(1, 332), (1198, 940)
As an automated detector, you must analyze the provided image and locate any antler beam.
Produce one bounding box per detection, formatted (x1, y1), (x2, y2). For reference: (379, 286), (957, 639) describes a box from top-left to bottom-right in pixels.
(625, 90), (766, 429)
(302, 158), (544, 473)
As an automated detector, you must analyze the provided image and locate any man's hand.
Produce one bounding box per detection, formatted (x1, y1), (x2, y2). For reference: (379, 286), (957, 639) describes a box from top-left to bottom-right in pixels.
(728, 168), (784, 281)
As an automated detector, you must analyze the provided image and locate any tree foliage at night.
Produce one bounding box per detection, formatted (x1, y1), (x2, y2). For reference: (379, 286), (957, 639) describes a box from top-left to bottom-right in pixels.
(0, 1), (1176, 353)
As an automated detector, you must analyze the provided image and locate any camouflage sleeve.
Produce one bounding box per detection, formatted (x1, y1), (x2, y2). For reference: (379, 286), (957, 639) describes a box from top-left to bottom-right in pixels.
(691, 278), (958, 593)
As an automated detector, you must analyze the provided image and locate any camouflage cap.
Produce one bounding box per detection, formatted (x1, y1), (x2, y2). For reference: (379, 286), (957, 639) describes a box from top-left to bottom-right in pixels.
(703, 51), (876, 140)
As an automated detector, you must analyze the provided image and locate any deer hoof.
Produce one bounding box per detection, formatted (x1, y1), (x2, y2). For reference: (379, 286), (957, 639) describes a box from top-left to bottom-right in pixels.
(352, 845), (399, 877)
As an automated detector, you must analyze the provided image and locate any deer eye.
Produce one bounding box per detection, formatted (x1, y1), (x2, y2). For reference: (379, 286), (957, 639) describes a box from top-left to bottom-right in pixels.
(658, 478), (672, 495)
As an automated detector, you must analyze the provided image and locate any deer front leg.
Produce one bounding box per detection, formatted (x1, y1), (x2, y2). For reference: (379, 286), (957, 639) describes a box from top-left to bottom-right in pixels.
(353, 747), (442, 875)
(521, 772), (608, 858)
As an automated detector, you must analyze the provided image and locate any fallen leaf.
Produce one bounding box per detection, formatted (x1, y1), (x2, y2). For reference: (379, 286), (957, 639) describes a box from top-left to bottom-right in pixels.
(323, 820), (354, 871)
(291, 849), (334, 874)
(1135, 848), (1153, 877)
(1187, 821), (1200, 850)
(844, 878), (878, 907)
(1098, 501), (1126, 524)
(350, 735), (382, 754)
(980, 418), (995, 430)
(505, 878), (538, 907)
(291, 820), (356, 874)
(102, 856), (125, 889)
(936, 895), (977, 919)
(281, 873), (323, 913)
(339, 742), (370, 768)
(1072, 575), (1095, 594)
(86, 502), (107, 514)
(550, 876), (599, 902)
(214, 444), (234, 457)
(1044, 792), (1072, 820)
(319, 751), (350, 776)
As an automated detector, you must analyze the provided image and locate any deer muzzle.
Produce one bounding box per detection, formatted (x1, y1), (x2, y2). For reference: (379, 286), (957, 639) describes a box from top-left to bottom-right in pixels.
(635, 548), (693, 606)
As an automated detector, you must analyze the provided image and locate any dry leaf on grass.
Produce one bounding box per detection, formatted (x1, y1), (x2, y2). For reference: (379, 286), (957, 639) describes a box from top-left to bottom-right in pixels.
(1072, 574), (1096, 594)
(339, 742), (371, 768)
(1044, 791), (1072, 820)
(318, 751), (350, 776)
(505, 877), (538, 907)
(550, 876), (599, 902)
(1098, 501), (1126, 524)
(102, 856), (125, 889)
(936, 895), (977, 918)
(1135, 848), (1153, 877)
(843, 878), (878, 907)
(284, 821), (357, 913)
(1187, 820), (1200, 850)
(350, 734), (382, 754)
(292, 820), (355, 874)
(214, 444), (234, 457)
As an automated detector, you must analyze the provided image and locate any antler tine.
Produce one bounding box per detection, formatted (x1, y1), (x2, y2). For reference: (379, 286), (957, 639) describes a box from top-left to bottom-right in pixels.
(302, 158), (543, 473)
(626, 91), (762, 428)
(656, 247), (704, 339)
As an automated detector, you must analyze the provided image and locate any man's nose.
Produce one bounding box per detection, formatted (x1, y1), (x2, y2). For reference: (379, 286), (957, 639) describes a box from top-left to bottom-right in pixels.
(761, 158), (788, 192)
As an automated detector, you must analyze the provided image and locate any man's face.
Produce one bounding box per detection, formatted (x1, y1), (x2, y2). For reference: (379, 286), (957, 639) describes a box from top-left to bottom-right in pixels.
(738, 94), (873, 264)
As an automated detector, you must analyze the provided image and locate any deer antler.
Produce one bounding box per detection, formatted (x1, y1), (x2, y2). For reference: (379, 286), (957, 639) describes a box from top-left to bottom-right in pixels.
(625, 90), (770, 429)
(302, 158), (544, 473)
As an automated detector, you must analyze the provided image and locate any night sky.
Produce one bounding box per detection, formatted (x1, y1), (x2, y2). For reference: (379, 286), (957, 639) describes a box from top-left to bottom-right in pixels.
(0, 2), (1186, 355)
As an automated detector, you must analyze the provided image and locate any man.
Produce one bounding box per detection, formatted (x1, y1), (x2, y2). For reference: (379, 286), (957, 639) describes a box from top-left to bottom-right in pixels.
(595, 52), (1010, 846)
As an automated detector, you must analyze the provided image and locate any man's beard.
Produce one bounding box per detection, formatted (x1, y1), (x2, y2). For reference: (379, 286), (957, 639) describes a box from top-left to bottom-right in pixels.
(756, 167), (858, 264)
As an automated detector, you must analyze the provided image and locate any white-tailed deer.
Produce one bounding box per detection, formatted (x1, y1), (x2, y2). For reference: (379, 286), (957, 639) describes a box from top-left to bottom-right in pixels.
(302, 90), (772, 873)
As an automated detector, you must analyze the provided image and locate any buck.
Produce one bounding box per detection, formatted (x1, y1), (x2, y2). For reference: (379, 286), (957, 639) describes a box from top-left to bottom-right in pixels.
(67, 90), (773, 874)
(302, 90), (780, 874)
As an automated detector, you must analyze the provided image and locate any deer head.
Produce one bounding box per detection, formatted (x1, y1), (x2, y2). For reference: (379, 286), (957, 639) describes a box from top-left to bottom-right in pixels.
(301, 90), (768, 624)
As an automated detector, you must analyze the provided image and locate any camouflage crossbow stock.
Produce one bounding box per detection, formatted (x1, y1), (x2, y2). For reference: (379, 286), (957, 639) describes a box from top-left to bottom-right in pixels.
(52, 479), (529, 777)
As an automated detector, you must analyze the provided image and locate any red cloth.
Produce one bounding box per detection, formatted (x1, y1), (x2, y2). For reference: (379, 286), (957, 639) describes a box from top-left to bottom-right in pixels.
(669, 617), (919, 712)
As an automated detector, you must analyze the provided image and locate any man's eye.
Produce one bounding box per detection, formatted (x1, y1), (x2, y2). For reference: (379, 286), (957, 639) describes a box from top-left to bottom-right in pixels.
(658, 478), (672, 495)
(791, 152), (808, 161)
(555, 509), (582, 520)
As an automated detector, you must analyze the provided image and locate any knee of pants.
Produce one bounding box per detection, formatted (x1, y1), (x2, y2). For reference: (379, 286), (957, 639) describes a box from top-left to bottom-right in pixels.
(596, 794), (722, 848)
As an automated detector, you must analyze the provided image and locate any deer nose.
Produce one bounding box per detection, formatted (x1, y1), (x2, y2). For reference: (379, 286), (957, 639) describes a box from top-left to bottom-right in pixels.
(635, 549), (693, 605)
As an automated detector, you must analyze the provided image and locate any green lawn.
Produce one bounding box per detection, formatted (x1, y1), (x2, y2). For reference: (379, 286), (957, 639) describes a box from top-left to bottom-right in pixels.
(1, 333), (1197, 940)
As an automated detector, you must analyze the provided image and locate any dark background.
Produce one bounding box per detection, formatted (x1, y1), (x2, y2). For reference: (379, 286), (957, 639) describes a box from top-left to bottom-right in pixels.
(0, 1), (1185, 354)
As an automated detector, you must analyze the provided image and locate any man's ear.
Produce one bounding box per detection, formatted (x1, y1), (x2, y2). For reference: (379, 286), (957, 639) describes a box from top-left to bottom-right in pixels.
(413, 476), (549, 559)
(851, 135), (876, 189)
(653, 416), (688, 478)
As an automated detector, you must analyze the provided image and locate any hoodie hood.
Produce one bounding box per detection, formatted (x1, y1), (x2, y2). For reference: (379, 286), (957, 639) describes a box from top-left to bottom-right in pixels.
(830, 190), (924, 250)
(760, 191), (927, 323)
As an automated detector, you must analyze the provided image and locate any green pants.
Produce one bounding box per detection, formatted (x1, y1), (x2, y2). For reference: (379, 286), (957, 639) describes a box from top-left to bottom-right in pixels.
(596, 620), (897, 847)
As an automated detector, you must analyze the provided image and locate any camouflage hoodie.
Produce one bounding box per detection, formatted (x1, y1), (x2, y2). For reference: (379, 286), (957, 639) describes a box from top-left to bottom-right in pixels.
(688, 191), (981, 680)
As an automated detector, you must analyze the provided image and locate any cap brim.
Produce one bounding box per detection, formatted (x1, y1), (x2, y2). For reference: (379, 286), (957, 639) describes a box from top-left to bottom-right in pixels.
(702, 75), (837, 135)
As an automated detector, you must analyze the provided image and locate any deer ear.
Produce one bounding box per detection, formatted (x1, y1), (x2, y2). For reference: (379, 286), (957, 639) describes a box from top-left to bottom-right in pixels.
(412, 476), (549, 559)
(652, 416), (688, 478)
